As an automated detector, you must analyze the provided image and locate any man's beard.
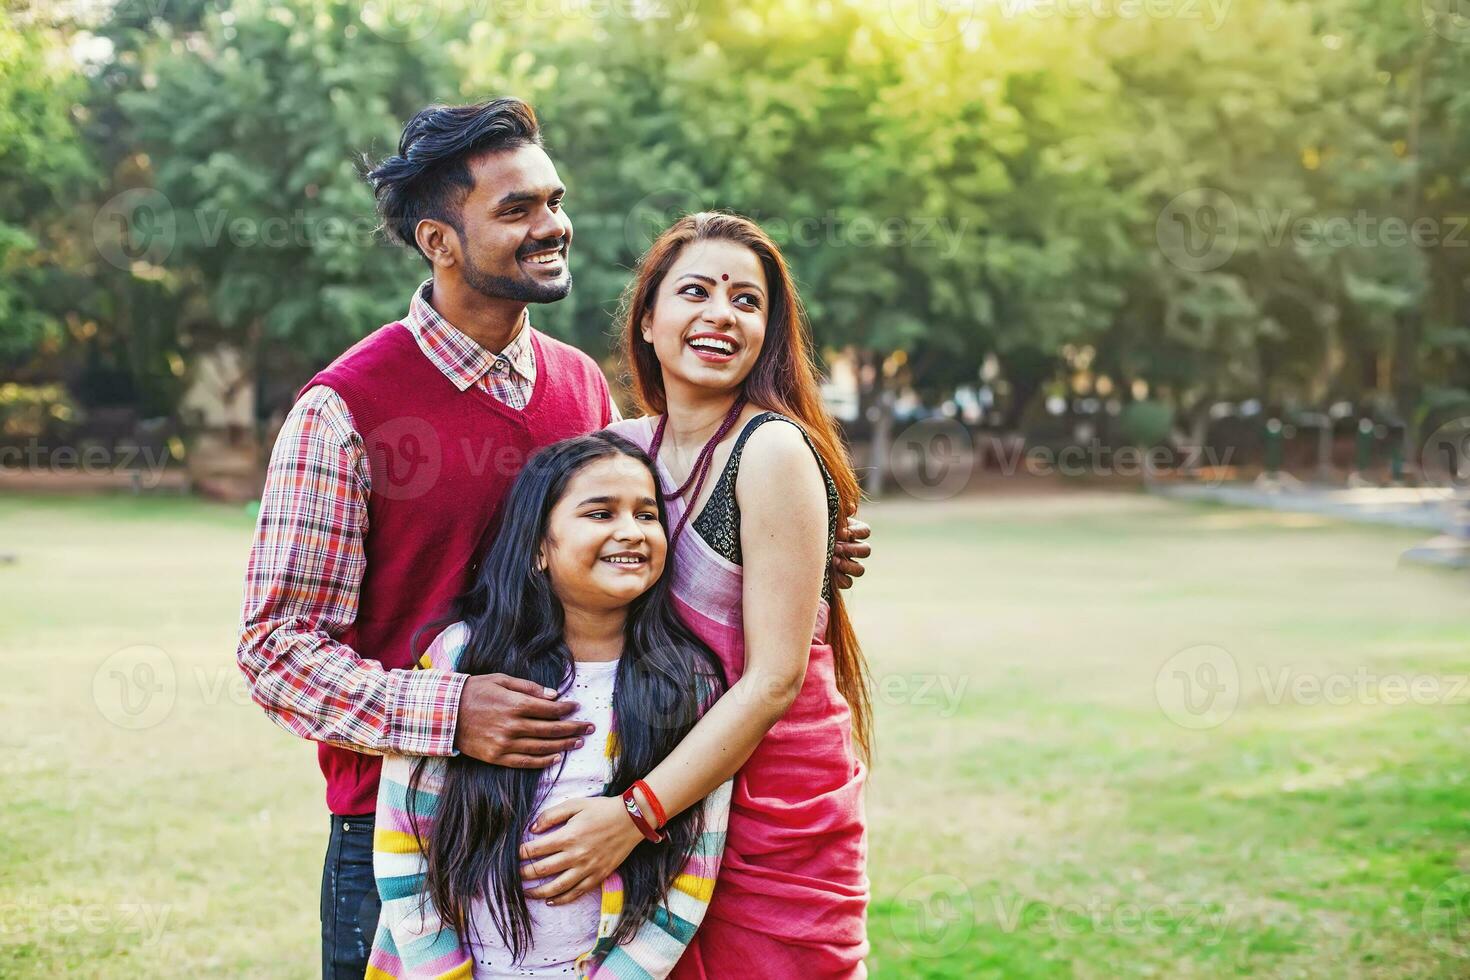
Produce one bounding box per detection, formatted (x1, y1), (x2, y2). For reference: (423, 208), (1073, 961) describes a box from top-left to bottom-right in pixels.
(461, 239), (572, 304)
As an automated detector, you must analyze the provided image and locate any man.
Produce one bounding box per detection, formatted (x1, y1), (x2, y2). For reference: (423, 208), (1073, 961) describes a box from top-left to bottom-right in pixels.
(235, 98), (870, 978)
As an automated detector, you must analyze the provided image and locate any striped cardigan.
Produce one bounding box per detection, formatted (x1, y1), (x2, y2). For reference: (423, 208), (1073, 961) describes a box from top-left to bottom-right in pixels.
(366, 624), (732, 979)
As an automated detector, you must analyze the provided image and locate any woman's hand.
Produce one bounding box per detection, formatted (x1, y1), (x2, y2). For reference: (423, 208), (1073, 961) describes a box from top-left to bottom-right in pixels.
(519, 796), (645, 906)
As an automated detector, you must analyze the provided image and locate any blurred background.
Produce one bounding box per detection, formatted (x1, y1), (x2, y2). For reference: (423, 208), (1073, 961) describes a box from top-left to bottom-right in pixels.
(3, 0), (1470, 976)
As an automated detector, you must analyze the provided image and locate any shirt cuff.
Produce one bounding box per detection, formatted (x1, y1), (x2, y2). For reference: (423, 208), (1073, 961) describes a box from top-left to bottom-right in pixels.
(384, 667), (470, 757)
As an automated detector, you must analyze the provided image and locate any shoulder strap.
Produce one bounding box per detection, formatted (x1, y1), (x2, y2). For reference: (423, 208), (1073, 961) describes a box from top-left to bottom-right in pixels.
(728, 412), (836, 490)
(710, 411), (784, 492)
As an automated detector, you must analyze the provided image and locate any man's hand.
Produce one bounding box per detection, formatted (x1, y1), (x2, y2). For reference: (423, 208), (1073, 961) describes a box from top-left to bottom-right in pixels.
(831, 515), (872, 591)
(519, 796), (643, 906)
(454, 674), (590, 767)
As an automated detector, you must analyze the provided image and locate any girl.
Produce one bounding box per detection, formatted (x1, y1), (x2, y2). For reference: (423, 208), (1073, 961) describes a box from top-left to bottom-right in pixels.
(519, 213), (872, 977)
(366, 432), (732, 979)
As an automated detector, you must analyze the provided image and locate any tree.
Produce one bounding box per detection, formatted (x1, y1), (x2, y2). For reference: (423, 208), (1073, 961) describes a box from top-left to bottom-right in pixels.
(105, 0), (478, 426)
(0, 14), (91, 365)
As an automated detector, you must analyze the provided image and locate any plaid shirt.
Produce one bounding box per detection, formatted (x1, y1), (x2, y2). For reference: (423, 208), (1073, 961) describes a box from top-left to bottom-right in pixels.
(236, 280), (619, 757)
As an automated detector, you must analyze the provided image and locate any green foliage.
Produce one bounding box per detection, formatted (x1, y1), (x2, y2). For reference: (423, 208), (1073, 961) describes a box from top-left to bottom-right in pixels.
(112, 0), (460, 363)
(1118, 399), (1174, 448)
(0, 16), (92, 361)
(0, 381), (78, 440)
(9, 0), (1469, 432)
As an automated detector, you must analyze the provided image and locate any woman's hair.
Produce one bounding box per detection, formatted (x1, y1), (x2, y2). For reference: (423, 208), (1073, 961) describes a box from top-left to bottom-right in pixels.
(615, 210), (873, 762)
(408, 431), (726, 961)
(366, 97), (542, 262)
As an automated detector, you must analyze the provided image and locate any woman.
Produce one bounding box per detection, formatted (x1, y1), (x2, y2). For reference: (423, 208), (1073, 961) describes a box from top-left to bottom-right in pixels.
(367, 433), (733, 978)
(519, 212), (871, 977)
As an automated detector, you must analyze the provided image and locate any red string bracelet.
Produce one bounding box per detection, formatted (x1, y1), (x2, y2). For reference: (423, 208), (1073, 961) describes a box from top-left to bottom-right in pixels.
(622, 786), (663, 843)
(633, 779), (668, 829)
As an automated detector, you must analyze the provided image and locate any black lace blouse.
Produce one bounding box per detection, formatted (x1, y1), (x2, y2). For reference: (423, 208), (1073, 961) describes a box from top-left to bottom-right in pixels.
(688, 412), (841, 601)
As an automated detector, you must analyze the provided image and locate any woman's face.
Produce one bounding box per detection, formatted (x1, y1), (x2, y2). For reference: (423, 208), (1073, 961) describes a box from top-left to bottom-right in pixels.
(640, 239), (769, 395)
(540, 455), (667, 612)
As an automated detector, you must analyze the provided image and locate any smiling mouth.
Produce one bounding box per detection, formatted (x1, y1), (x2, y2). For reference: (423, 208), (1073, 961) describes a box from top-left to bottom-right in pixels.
(687, 335), (738, 359)
(520, 247), (565, 269)
(600, 554), (647, 566)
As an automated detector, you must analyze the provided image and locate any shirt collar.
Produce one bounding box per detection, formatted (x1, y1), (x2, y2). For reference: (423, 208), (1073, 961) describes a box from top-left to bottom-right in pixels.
(405, 278), (537, 392)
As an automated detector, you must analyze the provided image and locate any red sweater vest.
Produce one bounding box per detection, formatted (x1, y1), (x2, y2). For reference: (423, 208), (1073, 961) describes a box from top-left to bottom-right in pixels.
(301, 321), (612, 814)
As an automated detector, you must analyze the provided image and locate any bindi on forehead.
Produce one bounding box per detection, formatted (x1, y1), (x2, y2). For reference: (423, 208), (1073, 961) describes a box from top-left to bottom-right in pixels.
(721, 274), (729, 281)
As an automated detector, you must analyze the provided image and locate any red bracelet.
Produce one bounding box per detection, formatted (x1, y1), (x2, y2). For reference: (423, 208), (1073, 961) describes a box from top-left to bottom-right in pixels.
(632, 779), (668, 828)
(621, 787), (664, 843)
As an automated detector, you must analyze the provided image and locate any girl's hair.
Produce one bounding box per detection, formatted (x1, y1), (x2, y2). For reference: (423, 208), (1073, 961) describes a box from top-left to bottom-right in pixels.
(409, 431), (726, 961)
(615, 211), (873, 762)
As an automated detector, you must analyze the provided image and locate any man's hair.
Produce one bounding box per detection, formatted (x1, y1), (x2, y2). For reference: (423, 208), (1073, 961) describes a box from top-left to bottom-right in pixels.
(366, 98), (543, 260)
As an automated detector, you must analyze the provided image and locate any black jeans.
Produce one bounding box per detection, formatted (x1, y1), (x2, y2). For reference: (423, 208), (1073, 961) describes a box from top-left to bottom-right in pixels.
(322, 814), (382, 980)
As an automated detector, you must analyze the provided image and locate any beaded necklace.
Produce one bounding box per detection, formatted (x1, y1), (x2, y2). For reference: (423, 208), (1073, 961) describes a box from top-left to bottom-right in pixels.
(648, 395), (748, 548)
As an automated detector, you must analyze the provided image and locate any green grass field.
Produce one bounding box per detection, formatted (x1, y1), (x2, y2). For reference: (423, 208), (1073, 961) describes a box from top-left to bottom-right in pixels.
(1, 490), (1467, 977)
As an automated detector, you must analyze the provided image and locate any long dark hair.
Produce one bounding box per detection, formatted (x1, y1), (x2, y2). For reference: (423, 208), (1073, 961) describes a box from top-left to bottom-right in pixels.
(617, 210), (872, 762)
(409, 431), (725, 962)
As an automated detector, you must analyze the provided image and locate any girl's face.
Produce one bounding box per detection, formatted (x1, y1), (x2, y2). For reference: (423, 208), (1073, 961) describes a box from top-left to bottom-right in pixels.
(540, 455), (667, 611)
(640, 239), (769, 395)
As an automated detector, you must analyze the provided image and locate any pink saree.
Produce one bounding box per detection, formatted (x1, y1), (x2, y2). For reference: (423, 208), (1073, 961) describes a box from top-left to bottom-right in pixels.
(608, 416), (870, 978)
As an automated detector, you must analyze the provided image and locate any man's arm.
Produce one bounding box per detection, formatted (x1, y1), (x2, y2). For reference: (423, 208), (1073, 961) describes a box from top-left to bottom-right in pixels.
(236, 386), (588, 762)
(235, 386), (467, 756)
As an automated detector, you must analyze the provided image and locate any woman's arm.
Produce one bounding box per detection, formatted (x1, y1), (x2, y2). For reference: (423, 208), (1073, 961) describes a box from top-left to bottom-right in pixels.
(521, 419), (828, 902)
(638, 417), (827, 802)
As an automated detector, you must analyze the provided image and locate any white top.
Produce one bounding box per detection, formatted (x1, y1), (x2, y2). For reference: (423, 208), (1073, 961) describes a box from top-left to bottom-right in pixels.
(467, 657), (620, 978)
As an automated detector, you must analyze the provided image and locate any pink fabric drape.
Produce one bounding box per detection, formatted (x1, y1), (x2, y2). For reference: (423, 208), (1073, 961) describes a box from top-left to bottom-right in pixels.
(608, 417), (869, 978)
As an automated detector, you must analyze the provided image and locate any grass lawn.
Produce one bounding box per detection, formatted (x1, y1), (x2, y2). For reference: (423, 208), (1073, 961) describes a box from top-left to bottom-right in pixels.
(1, 489), (1467, 977)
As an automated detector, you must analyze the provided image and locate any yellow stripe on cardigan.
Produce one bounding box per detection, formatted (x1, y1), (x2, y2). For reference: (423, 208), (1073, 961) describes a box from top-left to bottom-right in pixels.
(367, 957), (473, 980)
(671, 872), (716, 903)
(374, 827), (425, 855)
(599, 884), (624, 917)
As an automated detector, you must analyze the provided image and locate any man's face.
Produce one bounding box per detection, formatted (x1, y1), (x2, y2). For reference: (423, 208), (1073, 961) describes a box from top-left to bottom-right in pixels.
(450, 144), (573, 304)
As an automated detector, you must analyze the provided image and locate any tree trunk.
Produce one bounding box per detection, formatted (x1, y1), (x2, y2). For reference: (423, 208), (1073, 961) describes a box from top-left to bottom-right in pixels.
(996, 346), (1055, 432)
(1185, 411), (1209, 475)
(856, 349), (893, 497)
(1394, 38), (1427, 460)
(868, 385), (893, 497)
